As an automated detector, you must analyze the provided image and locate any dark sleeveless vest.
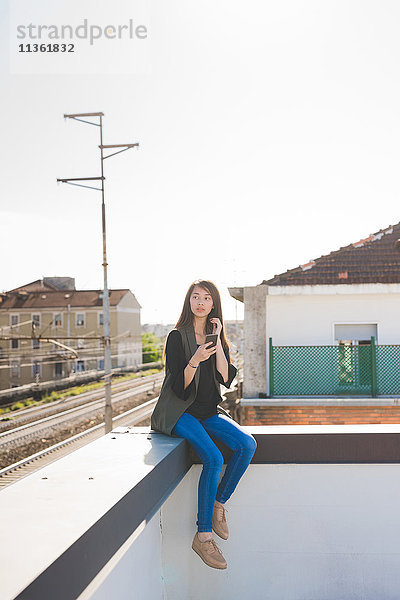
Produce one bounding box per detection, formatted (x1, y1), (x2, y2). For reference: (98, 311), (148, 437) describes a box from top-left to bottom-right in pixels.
(150, 322), (232, 436)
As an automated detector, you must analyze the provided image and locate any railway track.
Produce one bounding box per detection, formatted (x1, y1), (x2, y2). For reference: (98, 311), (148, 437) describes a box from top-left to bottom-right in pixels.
(0, 397), (159, 489)
(0, 372), (163, 432)
(0, 361), (242, 490)
(0, 374), (163, 450)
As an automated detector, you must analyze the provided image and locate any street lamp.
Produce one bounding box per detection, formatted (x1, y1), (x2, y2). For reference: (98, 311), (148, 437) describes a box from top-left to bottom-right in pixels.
(57, 111), (139, 433)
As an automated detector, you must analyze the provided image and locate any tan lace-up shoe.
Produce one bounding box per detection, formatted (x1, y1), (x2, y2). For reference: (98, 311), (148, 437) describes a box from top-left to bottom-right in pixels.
(212, 502), (229, 540)
(192, 533), (227, 569)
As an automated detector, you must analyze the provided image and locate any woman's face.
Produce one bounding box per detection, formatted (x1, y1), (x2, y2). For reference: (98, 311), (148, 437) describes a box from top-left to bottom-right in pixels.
(190, 285), (214, 317)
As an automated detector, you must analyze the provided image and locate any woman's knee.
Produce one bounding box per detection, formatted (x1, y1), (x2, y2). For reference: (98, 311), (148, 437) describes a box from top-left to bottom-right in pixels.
(203, 447), (224, 470)
(241, 433), (257, 456)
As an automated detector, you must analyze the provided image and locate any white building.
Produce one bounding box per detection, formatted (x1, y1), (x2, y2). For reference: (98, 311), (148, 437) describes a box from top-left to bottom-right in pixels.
(229, 221), (400, 399)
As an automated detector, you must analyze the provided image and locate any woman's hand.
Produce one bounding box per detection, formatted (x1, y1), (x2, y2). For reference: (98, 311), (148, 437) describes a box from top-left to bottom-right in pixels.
(191, 342), (217, 365)
(209, 317), (222, 337)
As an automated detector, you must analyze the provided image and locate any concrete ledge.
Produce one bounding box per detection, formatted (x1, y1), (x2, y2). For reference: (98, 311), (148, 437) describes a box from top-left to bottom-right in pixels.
(2, 424), (400, 600)
(1, 427), (191, 600)
(241, 397), (400, 406)
(250, 424), (400, 463)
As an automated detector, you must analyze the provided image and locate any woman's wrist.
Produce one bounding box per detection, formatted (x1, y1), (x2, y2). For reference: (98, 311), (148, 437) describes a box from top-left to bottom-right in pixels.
(188, 356), (199, 368)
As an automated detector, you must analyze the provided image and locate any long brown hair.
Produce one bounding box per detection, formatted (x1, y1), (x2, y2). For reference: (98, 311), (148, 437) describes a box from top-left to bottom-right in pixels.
(162, 279), (231, 362)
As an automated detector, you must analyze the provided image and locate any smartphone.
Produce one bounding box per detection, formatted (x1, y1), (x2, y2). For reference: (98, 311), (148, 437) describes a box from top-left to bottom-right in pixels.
(205, 333), (218, 348)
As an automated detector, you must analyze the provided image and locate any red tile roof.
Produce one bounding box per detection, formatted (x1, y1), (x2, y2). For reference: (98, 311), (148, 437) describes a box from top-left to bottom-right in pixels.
(262, 222), (400, 286)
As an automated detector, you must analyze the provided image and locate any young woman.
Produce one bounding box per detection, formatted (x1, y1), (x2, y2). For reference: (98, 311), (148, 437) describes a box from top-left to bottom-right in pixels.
(151, 279), (257, 570)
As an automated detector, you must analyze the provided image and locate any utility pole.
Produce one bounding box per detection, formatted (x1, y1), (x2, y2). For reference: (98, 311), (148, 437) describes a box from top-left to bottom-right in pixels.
(57, 112), (139, 433)
(66, 304), (71, 378)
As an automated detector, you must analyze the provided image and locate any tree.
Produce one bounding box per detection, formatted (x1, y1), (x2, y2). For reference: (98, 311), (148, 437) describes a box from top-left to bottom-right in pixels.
(141, 332), (162, 363)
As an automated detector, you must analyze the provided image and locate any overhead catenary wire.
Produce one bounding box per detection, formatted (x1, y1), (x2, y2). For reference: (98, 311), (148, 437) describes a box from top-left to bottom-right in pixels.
(0, 352), (160, 371)
(0, 327), (153, 361)
(0, 345), (164, 371)
(0, 341), (163, 361)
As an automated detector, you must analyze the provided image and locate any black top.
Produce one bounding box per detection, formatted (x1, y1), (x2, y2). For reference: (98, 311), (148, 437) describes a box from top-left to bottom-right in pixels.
(165, 329), (238, 420)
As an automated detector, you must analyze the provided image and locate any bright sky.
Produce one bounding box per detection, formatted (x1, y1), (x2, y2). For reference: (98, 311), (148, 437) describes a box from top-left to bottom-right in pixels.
(1, 1), (400, 324)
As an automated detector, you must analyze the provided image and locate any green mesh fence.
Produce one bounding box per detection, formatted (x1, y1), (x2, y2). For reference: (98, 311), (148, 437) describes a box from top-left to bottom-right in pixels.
(270, 338), (400, 396)
(376, 346), (400, 395)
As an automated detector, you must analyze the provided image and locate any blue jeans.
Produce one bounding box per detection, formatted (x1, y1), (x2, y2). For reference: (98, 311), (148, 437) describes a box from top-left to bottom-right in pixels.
(171, 412), (257, 533)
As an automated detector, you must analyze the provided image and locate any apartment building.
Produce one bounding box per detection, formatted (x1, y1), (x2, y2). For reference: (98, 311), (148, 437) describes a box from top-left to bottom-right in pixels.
(0, 277), (142, 390)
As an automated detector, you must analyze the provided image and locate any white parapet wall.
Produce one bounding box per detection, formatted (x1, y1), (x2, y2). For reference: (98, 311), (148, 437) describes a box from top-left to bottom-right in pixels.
(2, 425), (400, 600)
(160, 463), (400, 599)
(85, 461), (400, 600)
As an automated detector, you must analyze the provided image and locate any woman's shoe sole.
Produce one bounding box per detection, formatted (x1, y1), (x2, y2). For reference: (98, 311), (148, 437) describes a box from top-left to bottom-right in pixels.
(212, 526), (228, 540)
(191, 542), (227, 569)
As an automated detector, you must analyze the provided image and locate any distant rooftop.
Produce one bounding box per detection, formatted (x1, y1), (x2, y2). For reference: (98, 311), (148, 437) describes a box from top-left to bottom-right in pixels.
(8, 277), (77, 292)
(262, 221), (400, 286)
(0, 277), (141, 309)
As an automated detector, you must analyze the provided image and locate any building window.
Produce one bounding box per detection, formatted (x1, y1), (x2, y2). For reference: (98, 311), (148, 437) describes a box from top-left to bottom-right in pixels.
(77, 339), (85, 350)
(76, 313), (85, 327)
(32, 314), (40, 328)
(98, 358), (104, 370)
(10, 314), (19, 329)
(98, 312), (104, 326)
(11, 339), (19, 350)
(32, 361), (41, 377)
(32, 339), (40, 351)
(334, 323), (377, 344)
(10, 360), (20, 378)
(55, 362), (63, 378)
(76, 360), (85, 372)
(54, 313), (63, 327)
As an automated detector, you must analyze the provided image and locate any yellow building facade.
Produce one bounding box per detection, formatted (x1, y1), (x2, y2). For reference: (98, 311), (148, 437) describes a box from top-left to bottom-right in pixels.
(0, 278), (142, 391)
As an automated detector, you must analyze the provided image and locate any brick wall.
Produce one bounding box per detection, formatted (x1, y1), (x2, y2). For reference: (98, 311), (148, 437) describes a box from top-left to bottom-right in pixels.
(242, 405), (400, 425)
